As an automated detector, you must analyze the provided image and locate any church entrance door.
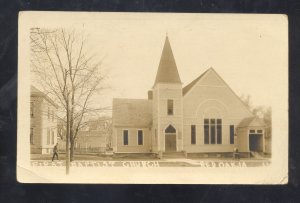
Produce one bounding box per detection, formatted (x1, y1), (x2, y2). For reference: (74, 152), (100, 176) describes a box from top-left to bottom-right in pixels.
(165, 125), (177, 152)
(165, 133), (176, 152)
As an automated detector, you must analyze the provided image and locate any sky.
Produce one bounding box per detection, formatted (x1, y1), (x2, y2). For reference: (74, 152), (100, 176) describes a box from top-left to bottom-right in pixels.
(28, 12), (288, 115)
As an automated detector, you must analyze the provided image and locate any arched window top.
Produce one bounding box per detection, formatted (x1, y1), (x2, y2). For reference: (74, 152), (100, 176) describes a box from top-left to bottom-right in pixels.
(165, 125), (176, 133)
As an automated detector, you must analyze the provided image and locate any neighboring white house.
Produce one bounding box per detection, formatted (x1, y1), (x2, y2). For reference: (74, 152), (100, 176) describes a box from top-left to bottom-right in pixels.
(30, 86), (58, 154)
(112, 36), (266, 157)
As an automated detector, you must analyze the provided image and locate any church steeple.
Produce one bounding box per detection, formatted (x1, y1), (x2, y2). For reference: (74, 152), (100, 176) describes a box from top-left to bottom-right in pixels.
(154, 36), (181, 85)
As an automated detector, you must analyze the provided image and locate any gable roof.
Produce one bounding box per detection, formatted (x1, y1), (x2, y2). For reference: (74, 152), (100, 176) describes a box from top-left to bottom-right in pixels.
(31, 86), (58, 108)
(154, 36), (181, 85)
(182, 68), (253, 115)
(112, 98), (152, 128)
(182, 68), (210, 95)
(237, 117), (265, 128)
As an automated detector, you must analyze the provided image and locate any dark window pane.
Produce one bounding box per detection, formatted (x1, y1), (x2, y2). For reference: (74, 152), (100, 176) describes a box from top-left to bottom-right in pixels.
(257, 130), (263, 133)
(217, 119), (222, 144)
(210, 119), (215, 144)
(249, 129), (255, 133)
(30, 128), (33, 144)
(123, 130), (128, 145)
(230, 125), (234, 144)
(138, 130), (143, 145)
(191, 125), (196, 144)
(167, 99), (173, 115)
(165, 125), (176, 133)
(204, 119), (209, 125)
(204, 120), (209, 144)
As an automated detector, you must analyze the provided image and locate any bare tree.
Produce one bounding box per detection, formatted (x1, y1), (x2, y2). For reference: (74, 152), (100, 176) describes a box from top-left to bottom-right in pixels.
(30, 28), (107, 173)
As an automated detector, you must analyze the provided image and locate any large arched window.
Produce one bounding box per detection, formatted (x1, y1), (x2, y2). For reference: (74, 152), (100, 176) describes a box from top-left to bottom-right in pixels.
(165, 125), (176, 133)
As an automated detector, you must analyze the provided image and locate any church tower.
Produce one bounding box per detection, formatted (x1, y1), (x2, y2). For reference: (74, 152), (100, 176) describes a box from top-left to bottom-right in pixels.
(151, 36), (184, 153)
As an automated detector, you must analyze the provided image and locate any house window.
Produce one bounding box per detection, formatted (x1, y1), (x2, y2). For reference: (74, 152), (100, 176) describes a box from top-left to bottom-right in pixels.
(47, 129), (50, 145)
(51, 130), (54, 144)
(30, 102), (34, 117)
(138, 130), (143, 145)
(204, 118), (222, 144)
(210, 119), (216, 144)
(230, 125), (234, 144)
(204, 119), (209, 144)
(191, 125), (196, 144)
(257, 130), (263, 133)
(30, 128), (34, 144)
(217, 119), (222, 144)
(249, 129), (255, 133)
(167, 99), (174, 115)
(123, 130), (128, 145)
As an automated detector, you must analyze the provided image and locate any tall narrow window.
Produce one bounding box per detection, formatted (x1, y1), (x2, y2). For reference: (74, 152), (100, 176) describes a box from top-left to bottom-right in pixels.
(204, 118), (222, 144)
(167, 99), (174, 115)
(51, 130), (54, 144)
(138, 130), (143, 145)
(217, 119), (222, 144)
(30, 102), (34, 117)
(47, 129), (50, 145)
(230, 125), (234, 144)
(210, 119), (216, 144)
(123, 130), (128, 145)
(191, 125), (196, 144)
(30, 128), (33, 144)
(204, 119), (209, 144)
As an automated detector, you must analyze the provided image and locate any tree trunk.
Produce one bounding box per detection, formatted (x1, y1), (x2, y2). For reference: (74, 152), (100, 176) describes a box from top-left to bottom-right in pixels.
(70, 137), (75, 162)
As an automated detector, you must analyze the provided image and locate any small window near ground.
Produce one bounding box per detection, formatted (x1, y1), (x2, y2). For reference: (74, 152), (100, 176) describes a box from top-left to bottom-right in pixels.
(138, 130), (143, 145)
(123, 130), (128, 145)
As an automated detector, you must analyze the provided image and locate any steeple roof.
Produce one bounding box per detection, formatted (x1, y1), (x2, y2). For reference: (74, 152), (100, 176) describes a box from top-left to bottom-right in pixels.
(154, 36), (181, 85)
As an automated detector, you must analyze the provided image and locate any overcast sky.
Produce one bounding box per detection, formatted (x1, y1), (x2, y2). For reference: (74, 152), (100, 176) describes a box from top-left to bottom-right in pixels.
(28, 12), (288, 114)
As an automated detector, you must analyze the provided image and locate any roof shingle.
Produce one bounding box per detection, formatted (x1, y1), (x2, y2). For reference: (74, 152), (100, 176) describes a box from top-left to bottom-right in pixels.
(112, 98), (152, 128)
(154, 36), (181, 85)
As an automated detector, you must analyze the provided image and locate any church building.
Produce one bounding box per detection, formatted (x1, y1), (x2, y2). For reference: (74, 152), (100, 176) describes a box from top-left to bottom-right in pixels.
(112, 36), (266, 157)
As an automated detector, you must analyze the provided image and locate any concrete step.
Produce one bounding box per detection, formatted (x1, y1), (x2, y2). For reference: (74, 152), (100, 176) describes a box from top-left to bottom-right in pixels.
(162, 151), (186, 158)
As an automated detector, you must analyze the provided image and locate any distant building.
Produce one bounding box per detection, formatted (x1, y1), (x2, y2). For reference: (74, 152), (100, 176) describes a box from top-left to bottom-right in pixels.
(112, 36), (266, 157)
(75, 118), (112, 153)
(30, 86), (58, 154)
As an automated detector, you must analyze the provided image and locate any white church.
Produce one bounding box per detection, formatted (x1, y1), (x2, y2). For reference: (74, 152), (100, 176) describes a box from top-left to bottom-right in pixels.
(112, 36), (266, 158)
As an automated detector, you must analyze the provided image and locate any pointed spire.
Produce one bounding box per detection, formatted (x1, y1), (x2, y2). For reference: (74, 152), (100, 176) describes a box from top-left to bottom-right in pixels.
(154, 36), (181, 85)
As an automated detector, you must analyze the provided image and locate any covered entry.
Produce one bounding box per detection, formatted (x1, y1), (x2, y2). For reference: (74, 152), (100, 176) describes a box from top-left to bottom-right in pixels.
(249, 130), (264, 152)
(165, 125), (176, 152)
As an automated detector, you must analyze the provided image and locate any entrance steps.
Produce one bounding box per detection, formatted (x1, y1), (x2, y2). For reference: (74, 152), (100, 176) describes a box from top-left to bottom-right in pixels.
(250, 151), (265, 159)
(162, 151), (186, 159)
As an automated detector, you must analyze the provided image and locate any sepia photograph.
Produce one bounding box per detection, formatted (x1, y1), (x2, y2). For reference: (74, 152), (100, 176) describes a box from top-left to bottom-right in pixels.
(17, 12), (288, 184)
